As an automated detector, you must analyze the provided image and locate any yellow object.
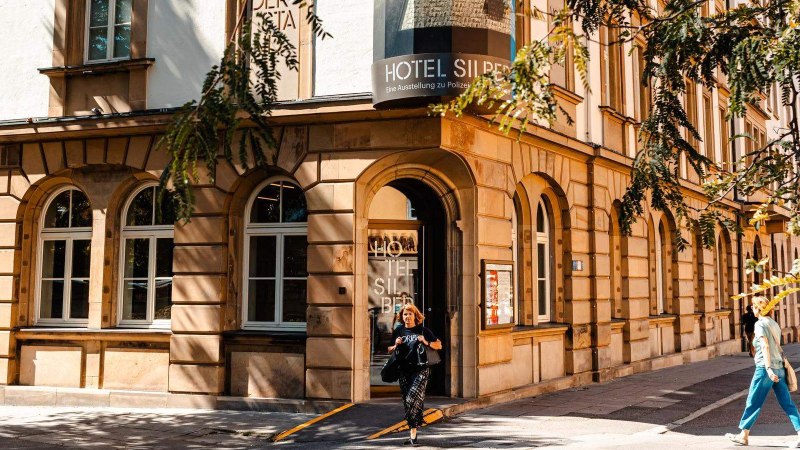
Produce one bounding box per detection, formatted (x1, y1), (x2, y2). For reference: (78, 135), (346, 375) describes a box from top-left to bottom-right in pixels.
(367, 408), (444, 440)
(271, 403), (355, 442)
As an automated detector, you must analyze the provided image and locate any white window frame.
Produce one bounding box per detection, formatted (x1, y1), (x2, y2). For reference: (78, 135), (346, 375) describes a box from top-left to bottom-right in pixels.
(511, 202), (519, 324)
(655, 222), (666, 315)
(85, 0), (132, 63)
(35, 187), (92, 327)
(715, 238), (725, 310)
(242, 178), (308, 331)
(117, 184), (174, 329)
(536, 199), (552, 323)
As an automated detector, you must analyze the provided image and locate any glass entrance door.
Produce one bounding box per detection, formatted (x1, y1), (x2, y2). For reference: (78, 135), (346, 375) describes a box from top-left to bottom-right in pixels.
(368, 224), (423, 387)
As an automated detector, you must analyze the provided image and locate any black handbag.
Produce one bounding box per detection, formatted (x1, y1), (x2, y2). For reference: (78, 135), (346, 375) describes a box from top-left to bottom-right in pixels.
(424, 345), (441, 366)
(380, 350), (402, 383)
(409, 341), (441, 369)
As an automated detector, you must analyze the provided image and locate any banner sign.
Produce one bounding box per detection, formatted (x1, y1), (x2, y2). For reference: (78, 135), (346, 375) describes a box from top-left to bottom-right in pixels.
(252, 0), (300, 101)
(372, 53), (510, 106)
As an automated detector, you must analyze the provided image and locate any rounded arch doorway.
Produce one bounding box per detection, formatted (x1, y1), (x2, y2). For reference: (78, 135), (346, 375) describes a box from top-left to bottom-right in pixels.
(367, 179), (449, 397)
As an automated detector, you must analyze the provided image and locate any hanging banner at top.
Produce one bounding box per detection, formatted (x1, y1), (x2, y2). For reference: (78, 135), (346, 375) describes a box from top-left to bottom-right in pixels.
(372, 0), (513, 107)
(251, 0), (301, 101)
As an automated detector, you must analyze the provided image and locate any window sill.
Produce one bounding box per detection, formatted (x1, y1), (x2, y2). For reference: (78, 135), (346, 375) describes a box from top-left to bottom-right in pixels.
(510, 323), (570, 339)
(222, 329), (307, 345)
(15, 327), (171, 342)
(38, 58), (155, 77)
(552, 85), (584, 105)
(704, 309), (733, 318)
(649, 314), (678, 326)
(747, 99), (771, 121)
(599, 105), (637, 125)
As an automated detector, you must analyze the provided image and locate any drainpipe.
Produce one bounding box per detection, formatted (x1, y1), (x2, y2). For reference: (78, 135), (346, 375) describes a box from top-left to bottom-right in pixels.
(736, 214), (745, 350)
(724, 0), (747, 350)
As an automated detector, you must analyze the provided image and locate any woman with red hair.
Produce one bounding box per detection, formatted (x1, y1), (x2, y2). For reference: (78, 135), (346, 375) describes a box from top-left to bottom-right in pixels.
(388, 302), (442, 446)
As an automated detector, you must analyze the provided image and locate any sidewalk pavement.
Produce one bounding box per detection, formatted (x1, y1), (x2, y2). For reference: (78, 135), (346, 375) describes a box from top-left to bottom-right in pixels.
(1, 345), (799, 449)
(352, 344), (800, 450)
(0, 407), (313, 449)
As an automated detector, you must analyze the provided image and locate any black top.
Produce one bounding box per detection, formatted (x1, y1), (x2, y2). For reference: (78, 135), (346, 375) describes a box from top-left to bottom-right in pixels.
(742, 312), (758, 333)
(393, 325), (438, 347)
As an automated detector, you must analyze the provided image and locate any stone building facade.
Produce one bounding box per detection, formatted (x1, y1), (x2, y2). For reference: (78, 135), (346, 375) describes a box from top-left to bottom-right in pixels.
(0, 0), (797, 406)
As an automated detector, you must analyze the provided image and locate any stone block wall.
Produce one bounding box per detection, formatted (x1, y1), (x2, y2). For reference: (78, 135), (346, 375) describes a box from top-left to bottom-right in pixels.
(0, 109), (795, 404)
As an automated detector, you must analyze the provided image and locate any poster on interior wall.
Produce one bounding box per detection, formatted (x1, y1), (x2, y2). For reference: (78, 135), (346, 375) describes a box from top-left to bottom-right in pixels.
(482, 260), (515, 329)
(368, 229), (419, 256)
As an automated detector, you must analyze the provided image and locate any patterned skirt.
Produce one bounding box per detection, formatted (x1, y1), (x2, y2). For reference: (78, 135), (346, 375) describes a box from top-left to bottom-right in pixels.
(399, 367), (431, 428)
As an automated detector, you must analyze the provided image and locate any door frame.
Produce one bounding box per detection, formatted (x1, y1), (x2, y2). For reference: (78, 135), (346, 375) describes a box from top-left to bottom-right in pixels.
(367, 219), (423, 397)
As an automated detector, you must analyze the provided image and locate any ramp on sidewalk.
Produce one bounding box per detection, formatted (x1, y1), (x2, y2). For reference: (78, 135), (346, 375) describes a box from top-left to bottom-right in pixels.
(273, 397), (466, 443)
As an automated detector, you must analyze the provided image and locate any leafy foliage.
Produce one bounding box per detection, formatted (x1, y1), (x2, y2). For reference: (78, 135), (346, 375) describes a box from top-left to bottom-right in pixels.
(432, 7), (590, 134)
(158, 1), (328, 221)
(437, 0), (800, 306)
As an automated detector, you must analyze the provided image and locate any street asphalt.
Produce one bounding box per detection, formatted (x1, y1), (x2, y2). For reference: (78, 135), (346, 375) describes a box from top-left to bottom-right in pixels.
(4, 346), (800, 449)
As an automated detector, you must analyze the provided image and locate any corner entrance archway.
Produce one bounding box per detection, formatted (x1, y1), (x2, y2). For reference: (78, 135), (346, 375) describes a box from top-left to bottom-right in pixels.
(367, 179), (448, 397)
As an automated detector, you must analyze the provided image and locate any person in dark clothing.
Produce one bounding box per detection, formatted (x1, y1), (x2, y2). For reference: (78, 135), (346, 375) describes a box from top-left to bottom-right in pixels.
(388, 303), (442, 446)
(742, 305), (759, 357)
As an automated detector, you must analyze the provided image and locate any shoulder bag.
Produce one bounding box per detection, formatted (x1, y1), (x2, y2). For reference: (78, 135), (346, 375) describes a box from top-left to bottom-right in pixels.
(406, 340), (441, 370)
(768, 323), (798, 392)
(380, 350), (402, 383)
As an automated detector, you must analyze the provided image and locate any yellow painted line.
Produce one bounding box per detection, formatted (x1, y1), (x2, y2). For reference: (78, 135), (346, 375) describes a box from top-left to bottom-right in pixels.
(366, 408), (443, 440)
(271, 403), (354, 442)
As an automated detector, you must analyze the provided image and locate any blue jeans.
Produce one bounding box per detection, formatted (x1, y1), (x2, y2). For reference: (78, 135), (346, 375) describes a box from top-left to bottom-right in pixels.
(739, 366), (800, 431)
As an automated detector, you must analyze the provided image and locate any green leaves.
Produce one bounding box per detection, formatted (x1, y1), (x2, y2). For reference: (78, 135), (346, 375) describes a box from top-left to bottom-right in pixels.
(438, 0), (800, 305)
(159, 3), (328, 222)
(431, 7), (589, 135)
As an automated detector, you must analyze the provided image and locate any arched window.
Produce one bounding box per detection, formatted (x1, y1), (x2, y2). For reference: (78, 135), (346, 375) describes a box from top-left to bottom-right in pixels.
(244, 180), (308, 330)
(536, 199), (552, 322)
(753, 239), (763, 285)
(37, 187), (92, 325)
(655, 220), (668, 315)
(119, 184), (176, 327)
(715, 233), (734, 311)
(512, 194), (520, 323)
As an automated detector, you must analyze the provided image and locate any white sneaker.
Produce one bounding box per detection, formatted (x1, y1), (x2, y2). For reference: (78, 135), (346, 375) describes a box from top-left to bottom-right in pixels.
(725, 432), (748, 446)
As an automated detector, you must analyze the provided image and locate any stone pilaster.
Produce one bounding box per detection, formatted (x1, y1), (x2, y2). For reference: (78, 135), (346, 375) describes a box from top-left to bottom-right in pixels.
(168, 192), (227, 396)
(0, 194), (19, 384)
(621, 220), (651, 363)
(673, 227), (697, 352)
(565, 205), (593, 377)
(305, 183), (357, 401)
(588, 208), (613, 381)
(697, 243), (717, 346)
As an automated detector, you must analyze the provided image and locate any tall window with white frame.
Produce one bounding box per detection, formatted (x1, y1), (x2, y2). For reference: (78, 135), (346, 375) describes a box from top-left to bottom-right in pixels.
(119, 184), (176, 327)
(659, 221), (672, 314)
(536, 199), (552, 322)
(37, 188), (92, 325)
(244, 180), (308, 330)
(654, 221), (666, 315)
(87, 0), (132, 62)
(715, 237), (725, 310)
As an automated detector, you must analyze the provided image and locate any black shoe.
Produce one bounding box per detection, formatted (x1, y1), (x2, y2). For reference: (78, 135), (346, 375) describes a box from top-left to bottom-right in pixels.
(403, 438), (418, 446)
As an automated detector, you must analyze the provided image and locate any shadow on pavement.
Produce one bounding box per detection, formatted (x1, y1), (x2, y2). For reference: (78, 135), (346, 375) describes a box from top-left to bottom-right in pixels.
(0, 408), (312, 449)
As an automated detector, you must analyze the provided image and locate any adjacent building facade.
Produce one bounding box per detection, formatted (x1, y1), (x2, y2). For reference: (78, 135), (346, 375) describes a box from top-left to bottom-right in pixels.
(0, 0), (797, 405)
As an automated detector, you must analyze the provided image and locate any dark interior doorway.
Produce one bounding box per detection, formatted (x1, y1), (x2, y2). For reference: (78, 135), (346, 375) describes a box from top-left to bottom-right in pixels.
(367, 179), (448, 397)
